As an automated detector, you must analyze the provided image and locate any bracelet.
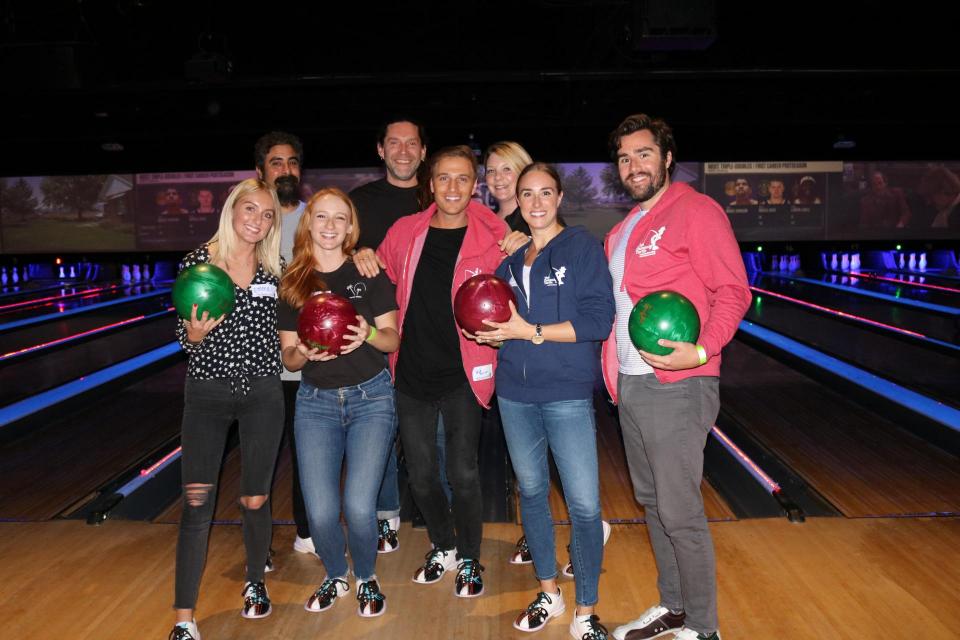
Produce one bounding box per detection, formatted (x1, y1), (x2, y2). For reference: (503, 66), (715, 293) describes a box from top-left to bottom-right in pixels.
(366, 325), (377, 343)
(695, 344), (708, 366)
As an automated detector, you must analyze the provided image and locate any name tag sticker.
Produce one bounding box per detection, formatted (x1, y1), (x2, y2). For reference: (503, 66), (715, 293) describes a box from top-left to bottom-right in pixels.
(472, 364), (493, 381)
(251, 283), (277, 298)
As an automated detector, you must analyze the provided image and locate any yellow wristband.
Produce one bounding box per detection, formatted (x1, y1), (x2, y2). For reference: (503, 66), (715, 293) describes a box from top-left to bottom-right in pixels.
(366, 325), (377, 343)
(696, 344), (707, 365)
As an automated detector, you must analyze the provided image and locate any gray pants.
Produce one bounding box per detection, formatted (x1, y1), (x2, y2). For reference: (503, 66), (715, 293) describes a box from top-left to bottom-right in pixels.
(618, 373), (719, 635)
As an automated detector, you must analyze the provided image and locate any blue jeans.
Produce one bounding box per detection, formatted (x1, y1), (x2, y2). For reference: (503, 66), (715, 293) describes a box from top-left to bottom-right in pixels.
(498, 396), (603, 606)
(295, 369), (396, 580)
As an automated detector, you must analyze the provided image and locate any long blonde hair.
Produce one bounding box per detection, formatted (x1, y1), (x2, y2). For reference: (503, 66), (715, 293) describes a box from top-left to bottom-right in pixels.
(207, 178), (283, 278)
(279, 187), (361, 309)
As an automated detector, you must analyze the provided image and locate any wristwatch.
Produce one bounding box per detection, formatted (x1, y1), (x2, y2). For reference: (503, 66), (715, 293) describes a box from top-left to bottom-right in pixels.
(531, 323), (544, 345)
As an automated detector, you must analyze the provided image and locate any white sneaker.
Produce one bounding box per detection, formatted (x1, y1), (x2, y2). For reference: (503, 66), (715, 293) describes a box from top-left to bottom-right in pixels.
(293, 535), (317, 556)
(168, 620), (200, 640)
(513, 588), (566, 632)
(569, 613), (610, 639)
(305, 576), (351, 612)
(673, 628), (721, 640)
(563, 520), (612, 578)
(412, 547), (459, 584)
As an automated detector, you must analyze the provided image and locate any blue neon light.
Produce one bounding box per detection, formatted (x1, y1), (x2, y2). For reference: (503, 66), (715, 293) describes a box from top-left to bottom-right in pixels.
(0, 342), (182, 428)
(738, 321), (960, 432)
(116, 450), (182, 497)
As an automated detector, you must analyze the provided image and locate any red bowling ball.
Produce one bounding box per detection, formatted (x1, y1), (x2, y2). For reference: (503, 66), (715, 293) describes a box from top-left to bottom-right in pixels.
(297, 292), (358, 353)
(454, 273), (517, 335)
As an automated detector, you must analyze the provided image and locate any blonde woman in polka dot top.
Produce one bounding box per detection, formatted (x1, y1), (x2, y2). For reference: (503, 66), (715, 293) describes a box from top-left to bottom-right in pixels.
(169, 178), (285, 640)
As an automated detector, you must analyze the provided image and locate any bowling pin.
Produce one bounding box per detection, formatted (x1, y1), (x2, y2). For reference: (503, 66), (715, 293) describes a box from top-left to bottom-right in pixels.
(1, 267), (7, 286)
(142, 264), (151, 281)
(132, 265), (142, 282)
(850, 253), (861, 272)
(918, 253), (927, 272)
(12, 266), (19, 284)
(121, 265), (131, 283)
(769, 255), (777, 271)
(69, 265), (76, 278)
(22, 266), (29, 282)
(841, 253), (850, 271)
(898, 253), (906, 270)
(59, 265), (66, 279)
(830, 253), (838, 271)
(908, 253), (916, 271)
(792, 255), (801, 271)
(820, 252), (828, 270)
(779, 255), (788, 271)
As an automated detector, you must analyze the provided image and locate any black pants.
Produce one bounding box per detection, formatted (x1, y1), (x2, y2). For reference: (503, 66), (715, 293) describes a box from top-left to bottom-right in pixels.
(174, 375), (283, 610)
(396, 382), (483, 560)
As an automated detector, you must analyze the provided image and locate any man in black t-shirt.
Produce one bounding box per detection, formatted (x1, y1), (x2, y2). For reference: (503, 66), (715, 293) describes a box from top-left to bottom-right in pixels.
(350, 118), (428, 250)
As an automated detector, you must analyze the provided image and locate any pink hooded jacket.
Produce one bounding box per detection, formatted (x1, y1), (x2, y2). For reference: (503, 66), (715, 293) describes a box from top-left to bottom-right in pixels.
(601, 181), (751, 403)
(377, 200), (509, 408)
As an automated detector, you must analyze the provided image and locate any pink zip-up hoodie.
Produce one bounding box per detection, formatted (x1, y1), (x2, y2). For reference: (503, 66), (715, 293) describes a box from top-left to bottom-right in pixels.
(601, 181), (751, 404)
(377, 200), (509, 408)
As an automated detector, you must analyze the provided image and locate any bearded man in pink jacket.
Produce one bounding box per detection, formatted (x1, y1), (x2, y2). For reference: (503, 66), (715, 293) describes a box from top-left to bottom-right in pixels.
(605, 115), (751, 640)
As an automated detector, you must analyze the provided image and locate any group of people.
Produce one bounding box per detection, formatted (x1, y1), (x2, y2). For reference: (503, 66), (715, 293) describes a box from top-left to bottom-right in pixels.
(168, 113), (751, 640)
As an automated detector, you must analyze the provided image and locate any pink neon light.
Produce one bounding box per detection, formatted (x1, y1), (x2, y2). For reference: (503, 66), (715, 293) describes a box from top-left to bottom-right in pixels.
(710, 425), (781, 492)
(849, 271), (960, 294)
(141, 446), (182, 476)
(0, 314), (149, 360)
(0, 285), (119, 312)
(750, 286), (927, 339)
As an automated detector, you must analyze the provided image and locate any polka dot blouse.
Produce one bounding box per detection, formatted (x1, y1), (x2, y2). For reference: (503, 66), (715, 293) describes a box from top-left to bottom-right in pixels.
(175, 244), (282, 391)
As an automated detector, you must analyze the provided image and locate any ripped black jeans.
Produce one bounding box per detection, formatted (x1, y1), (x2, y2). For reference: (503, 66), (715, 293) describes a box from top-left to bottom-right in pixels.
(174, 375), (284, 610)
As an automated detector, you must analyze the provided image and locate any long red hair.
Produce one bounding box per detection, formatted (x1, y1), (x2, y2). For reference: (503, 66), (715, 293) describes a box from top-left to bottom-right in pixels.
(279, 187), (361, 309)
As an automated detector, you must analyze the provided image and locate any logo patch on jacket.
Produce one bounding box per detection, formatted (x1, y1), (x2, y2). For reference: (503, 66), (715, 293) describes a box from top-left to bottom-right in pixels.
(543, 265), (567, 287)
(635, 226), (666, 257)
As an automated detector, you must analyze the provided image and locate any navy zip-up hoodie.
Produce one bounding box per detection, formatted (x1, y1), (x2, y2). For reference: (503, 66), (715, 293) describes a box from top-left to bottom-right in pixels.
(495, 225), (615, 403)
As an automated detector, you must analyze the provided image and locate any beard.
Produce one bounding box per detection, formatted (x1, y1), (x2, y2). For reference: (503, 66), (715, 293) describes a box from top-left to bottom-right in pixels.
(274, 175), (301, 206)
(385, 157), (421, 183)
(622, 159), (668, 203)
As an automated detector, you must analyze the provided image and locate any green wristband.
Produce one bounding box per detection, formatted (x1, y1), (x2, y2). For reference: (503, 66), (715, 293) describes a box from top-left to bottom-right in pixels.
(696, 344), (707, 365)
(366, 325), (377, 343)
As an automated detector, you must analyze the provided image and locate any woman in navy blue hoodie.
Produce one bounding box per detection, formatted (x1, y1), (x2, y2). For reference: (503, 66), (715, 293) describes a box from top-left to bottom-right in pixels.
(472, 163), (615, 639)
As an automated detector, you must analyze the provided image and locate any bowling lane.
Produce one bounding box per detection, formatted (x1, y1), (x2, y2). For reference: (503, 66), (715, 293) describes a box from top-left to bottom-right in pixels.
(0, 312), (177, 406)
(813, 271), (960, 309)
(745, 288), (960, 408)
(0, 290), (173, 355)
(751, 273), (959, 343)
(721, 338), (960, 517)
(0, 362), (186, 521)
(0, 283), (167, 326)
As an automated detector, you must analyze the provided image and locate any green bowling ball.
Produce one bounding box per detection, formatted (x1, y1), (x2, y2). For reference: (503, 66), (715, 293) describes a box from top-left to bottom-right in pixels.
(172, 263), (236, 320)
(627, 290), (700, 356)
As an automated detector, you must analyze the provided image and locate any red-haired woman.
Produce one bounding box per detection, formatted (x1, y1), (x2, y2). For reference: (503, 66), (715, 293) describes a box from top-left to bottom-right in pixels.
(277, 188), (400, 618)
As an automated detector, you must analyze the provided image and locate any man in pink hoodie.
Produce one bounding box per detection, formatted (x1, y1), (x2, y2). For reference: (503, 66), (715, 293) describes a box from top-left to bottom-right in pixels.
(376, 145), (508, 599)
(604, 115), (750, 640)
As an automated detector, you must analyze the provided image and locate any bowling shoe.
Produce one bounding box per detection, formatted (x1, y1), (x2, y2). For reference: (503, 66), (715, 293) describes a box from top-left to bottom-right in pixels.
(454, 559), (485, 597)
(513, 588), (565, 632)
(611, 604), (685, 640)
(570, 613), (610, 640)
(240, 581), (271, 619)
(305, 576), (350, 612)
(510, 535), (533, 564)
(673, 629), (721, 640)
(356, 578), (387, 617)
(377, 516), (400, 553)
(412, 547), (459, 584)
(562, 520), (612, 578)
(168, 620), (200, 640)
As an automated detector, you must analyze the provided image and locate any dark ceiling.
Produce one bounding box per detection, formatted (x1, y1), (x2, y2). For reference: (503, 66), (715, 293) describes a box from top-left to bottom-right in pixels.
(2, 0), (959, 177)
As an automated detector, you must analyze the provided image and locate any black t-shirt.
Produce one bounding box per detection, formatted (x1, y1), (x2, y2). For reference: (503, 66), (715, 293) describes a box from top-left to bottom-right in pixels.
(503, 206), (531, 236)
(395, 226), (468, 400)
(277, 261), (397, 388)
(349, 178), (421, 250)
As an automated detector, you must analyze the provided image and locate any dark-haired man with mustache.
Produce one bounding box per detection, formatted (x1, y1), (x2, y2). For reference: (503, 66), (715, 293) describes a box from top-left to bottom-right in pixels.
(253, 131), (313, 560)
